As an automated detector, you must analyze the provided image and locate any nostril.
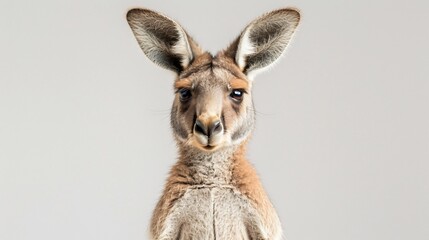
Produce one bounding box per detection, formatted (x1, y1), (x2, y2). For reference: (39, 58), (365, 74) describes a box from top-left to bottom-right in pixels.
(194, 120), (208, 136)
(209, 120), (222, 136)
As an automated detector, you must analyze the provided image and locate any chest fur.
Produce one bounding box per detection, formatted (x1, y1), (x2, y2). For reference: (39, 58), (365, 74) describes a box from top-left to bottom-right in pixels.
(163, 186), (266, 240)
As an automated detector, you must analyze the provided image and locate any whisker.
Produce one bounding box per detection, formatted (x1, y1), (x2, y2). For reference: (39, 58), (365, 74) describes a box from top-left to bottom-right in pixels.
(148, 108), (171, 120)
(247, 107), (276, 117)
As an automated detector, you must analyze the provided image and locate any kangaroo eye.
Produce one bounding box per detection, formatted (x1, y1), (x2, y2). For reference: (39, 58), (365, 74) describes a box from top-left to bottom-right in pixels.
(178, 88), (192, 102)
(230, 89), (244, 102)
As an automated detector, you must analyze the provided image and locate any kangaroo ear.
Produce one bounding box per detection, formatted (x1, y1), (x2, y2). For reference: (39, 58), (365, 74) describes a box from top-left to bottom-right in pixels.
(225, 9), (300, 78)
(126, 9), (201, 73)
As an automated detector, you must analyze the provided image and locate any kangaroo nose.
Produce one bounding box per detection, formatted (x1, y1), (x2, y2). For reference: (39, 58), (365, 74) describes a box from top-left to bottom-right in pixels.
(194, 119), (223, 137)
(209, 120), (222, 136)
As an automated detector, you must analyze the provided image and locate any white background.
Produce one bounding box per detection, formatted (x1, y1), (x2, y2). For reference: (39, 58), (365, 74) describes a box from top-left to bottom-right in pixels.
(1, 0), (428, 239)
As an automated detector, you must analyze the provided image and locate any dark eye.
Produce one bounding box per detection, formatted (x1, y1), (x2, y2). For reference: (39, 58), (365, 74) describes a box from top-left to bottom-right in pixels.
(230, 89), (244, 102)
(178, 88), (192, 102)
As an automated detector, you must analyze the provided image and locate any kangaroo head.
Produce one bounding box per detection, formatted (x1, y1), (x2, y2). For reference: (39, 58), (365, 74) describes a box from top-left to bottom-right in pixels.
(127, 8), (300, 152)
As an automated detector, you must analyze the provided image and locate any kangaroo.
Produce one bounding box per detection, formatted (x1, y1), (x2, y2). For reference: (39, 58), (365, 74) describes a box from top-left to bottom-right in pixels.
(126, 7), (300, 240)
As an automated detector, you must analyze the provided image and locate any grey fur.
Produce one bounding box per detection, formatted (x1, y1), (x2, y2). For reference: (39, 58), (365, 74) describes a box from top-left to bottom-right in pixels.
(158, 146), (273, 240)
(126, 7), (301, 240)
(226, 9), (300, 78)
(127, 9), (196, 72)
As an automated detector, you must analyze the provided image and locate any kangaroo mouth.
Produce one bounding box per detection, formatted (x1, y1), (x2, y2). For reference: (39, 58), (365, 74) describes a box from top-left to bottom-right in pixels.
(191, 135), (223, 152)
(203, 145), (216, 150)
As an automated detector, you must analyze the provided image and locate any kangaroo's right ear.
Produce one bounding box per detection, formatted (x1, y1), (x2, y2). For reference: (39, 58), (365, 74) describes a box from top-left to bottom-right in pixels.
(126, 9), (201, 73)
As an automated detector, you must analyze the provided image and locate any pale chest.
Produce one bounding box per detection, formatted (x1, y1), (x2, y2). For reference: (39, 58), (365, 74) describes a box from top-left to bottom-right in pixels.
(161, 186), (267, 240)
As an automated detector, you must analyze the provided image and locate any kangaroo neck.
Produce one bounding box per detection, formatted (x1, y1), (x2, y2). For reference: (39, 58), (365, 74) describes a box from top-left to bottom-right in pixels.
(177, 144), (246, 186)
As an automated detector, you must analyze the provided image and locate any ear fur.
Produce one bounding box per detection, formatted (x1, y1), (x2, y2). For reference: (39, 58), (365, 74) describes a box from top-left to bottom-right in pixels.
(225, 8), (300, 78)
(126, 8), (201, 73)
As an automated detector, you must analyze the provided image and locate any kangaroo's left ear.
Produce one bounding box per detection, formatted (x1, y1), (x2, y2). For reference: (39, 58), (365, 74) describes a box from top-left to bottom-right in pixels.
(225, 8), (300, 79)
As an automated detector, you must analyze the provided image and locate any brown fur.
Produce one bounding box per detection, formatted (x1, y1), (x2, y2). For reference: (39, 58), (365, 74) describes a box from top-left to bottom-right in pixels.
(230, 78), (249, 91)
(174, 78), (193, 90)
(126, 7), (300, 239)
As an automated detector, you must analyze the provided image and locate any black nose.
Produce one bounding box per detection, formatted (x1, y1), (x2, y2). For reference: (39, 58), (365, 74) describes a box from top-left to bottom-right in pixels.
(194, 119), (223, 137)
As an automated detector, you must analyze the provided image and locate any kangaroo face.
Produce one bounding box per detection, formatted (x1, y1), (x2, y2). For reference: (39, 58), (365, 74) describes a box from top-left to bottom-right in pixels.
(170, 53), (255, 151)
(127, 8), (300, 152)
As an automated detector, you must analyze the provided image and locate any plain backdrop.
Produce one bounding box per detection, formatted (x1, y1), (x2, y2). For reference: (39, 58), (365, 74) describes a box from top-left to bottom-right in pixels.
(1, 0), (428, 240)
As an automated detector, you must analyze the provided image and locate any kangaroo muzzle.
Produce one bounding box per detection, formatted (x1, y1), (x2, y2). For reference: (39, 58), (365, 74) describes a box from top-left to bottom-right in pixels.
(193, 115), (224, 150)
